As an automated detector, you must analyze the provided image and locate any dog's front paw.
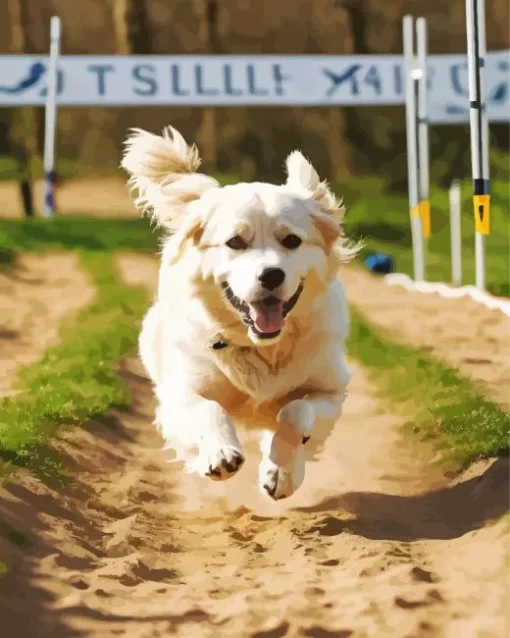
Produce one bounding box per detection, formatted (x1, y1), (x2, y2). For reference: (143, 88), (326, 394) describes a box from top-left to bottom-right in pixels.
(200, 447), (245, 481)
(259, 455), (305, 501)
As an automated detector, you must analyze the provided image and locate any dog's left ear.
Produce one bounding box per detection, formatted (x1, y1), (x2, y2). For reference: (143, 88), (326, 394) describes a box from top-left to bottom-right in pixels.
(285, 151), (343, 212)
(285, 151), (361, 261)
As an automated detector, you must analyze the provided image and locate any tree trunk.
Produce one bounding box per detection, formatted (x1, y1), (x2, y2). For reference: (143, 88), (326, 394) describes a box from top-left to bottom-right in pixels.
(341, 0), (371, 54)
(109, 0), (152, 192)
(337, 0), (373, 174)
(198, 0), (220, 168)
(111, 0), (152, 54)
(327, 108), (352, 181)
(8, 0), (38, 217)
(308, 3), (353, 181)
(340, 0), (406, 182)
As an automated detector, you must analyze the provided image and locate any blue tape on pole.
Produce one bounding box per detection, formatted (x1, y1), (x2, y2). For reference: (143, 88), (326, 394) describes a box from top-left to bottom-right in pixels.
(364, 253), (395, 275)
(44, 187), (54, 211)
(473, 178), (491, 195)
(44, 170), (57, 215)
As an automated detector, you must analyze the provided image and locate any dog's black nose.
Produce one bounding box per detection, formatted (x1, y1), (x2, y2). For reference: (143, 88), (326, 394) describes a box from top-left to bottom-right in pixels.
(259, 267), (285, 290)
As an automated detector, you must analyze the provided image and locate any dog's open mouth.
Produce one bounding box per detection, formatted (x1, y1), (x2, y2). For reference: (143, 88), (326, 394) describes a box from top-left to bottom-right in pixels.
(221, 281), (304, 339)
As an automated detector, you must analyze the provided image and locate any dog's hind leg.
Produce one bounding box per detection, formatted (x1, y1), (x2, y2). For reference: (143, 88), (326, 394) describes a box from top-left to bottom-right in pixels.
(139, 303), (162, 385)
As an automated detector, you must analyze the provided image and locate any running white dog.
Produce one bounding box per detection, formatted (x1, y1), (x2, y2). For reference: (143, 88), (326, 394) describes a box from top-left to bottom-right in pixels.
(121, 126), (358, 500)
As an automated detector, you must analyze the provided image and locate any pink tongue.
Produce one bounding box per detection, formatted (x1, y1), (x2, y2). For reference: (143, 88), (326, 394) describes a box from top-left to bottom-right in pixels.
(249, 301), (285, 334)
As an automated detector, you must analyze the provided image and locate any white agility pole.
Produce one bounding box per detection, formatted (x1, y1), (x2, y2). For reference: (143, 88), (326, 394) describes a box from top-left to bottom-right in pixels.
(416, 18), (431, 260)
(466, 0), (490, 290)
(43, 16), (61, 218)
(449, 179), (462, 287)
(478, 0), (491, 288)
(403, 15), (425, 282)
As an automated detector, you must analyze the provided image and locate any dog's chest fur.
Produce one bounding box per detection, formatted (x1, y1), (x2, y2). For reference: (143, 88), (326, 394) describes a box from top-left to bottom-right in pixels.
(211, 321), (313, 401)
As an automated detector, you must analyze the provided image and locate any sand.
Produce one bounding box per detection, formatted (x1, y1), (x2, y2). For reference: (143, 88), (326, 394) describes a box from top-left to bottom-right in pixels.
(0, 178), (136, 219)
(0, 252), (95, 398)
(0, 253), (507, 637)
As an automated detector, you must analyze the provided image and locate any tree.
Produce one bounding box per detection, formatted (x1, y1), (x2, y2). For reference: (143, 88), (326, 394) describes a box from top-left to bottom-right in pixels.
(8, 0), (39, 217)
(197, 0), (221, 168)
(305, 0), (354, 181)
(111, 0), (152, 54)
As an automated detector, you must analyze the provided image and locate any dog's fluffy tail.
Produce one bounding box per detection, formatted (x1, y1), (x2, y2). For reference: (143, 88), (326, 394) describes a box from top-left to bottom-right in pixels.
(121, 126), (218, 229)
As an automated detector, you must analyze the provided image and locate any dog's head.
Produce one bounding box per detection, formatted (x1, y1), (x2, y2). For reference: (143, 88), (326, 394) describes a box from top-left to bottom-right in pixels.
(122, 127), (359, 346)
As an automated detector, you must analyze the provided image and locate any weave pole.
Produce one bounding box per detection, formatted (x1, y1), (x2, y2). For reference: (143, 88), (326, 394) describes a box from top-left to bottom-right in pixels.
(416, 18), (431, 257)
(449, 179), (462, 287)
(466, 0), (490, 290)
(403, 15), (425, 282)
(43, 16), (61, 218)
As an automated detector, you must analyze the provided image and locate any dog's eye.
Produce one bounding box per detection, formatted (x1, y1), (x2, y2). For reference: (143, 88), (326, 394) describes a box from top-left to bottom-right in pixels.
(225, 235), (248, 250)
(280, 234), (302, 250)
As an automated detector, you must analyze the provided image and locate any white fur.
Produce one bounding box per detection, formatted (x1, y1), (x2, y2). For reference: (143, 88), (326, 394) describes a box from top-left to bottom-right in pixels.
(122, 126), (358, 501)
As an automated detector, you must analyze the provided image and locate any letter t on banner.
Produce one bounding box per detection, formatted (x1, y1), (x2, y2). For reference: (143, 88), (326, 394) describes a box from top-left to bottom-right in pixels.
(43, 16), (61, 218)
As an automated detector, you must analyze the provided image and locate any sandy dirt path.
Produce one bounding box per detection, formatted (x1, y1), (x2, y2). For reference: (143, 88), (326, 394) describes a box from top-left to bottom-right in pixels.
(342, 267), (510, 411)
(0, 178), (136, 219)
(0, 255), (508, 638)
(0, 253), (95, 398)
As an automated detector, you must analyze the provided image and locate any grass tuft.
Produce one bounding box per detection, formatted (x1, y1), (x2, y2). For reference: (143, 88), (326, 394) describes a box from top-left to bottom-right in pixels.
(0, 250), (149, 481)
(0, 216), (161, 256)
(348, 307), (510, 467)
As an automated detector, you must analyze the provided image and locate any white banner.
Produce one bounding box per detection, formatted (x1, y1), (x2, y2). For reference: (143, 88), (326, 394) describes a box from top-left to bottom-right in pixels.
(0, 53), (508, 123)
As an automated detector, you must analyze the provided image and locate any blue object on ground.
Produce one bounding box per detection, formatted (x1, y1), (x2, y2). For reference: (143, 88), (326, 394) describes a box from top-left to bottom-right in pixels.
(364, 252), (395, 275)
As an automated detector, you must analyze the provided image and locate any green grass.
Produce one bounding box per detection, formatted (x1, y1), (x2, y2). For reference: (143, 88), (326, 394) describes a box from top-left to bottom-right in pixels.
(0, 217), (161, 481)
(0, 215), (160, 260)
(348, 307), (510, 467)
(338, 177), (509, 297)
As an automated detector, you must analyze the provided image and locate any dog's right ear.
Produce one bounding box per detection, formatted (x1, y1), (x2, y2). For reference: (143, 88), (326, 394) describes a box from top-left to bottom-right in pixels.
(121, 126), (218, 229)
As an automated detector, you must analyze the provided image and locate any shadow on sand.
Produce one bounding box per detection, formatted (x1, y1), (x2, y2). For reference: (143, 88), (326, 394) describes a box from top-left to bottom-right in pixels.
(295, 457), (509, 541)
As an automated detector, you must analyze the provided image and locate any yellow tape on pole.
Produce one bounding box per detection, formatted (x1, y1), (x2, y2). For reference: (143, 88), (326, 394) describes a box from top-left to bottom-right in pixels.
(411, 205), (421, 219)
(419, 200), (431, 238)
(473, 195), (490, 235)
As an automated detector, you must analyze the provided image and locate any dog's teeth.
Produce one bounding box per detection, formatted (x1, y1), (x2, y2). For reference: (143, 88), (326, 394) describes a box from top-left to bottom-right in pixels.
(223, 281), (303, 335)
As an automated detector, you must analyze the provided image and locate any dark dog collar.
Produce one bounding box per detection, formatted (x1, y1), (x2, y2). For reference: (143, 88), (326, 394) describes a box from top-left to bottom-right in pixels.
(211, 339), (229, 350)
